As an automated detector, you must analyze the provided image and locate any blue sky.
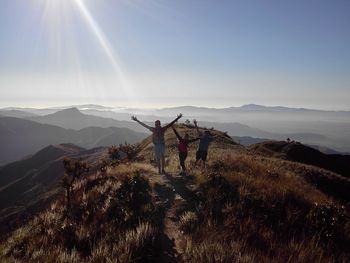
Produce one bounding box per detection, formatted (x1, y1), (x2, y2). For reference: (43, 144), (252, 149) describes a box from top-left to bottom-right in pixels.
(0, 0), (349, 109)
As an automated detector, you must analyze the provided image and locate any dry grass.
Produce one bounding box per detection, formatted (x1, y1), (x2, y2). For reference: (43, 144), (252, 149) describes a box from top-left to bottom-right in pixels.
(1, 124), (349, 262)
(134, 124), (350, 262)
(0, 163), (162, 262)
(179, 148), (350, 263)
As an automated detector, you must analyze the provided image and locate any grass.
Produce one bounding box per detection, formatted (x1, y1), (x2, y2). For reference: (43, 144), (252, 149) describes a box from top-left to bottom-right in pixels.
(178, 149), (350, 263)
(0, 162), (162, 262)
(0, 124), (349, 262)
(141, 125), (350, 262)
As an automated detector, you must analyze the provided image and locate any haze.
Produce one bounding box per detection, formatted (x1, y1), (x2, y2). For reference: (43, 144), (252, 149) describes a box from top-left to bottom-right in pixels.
(0, 0), (349, 109)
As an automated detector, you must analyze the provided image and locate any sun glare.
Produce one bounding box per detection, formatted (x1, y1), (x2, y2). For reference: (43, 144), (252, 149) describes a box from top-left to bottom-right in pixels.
(36, 0), (135, 105)
(74, 0), (135, 103)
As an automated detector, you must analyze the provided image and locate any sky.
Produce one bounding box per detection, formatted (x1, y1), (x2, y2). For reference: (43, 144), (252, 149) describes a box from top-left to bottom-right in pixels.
(0, 0), (349, 110)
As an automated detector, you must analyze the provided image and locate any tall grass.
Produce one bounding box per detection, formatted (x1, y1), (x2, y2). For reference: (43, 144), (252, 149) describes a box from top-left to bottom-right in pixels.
(179, 152), (350, 262)
(0, 165), (161, 262)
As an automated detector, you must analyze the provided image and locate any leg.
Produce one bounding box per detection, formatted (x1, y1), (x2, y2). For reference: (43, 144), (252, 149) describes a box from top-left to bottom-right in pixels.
(179, 152), (187, 172)
(154, 145), (161, 173)
(202, 151), (208, 168)
(159, 143), (166, 173)
(161, 155), (166, 173)
(156, 158), (161, 173)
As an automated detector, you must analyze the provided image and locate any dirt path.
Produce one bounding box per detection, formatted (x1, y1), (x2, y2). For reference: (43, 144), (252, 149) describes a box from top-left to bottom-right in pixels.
(149, 171), (197, 263)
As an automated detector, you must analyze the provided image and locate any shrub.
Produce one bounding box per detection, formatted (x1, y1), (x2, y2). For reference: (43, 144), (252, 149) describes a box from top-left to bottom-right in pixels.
(108, 146), (120, 161)
(307, 203), (347, 242)
(118, 143), (138, 161)
(61, 158), (89, 212)
(108, 143), (138, 164)
(107, 173), (154, 227)
(179, 211), (199, 234)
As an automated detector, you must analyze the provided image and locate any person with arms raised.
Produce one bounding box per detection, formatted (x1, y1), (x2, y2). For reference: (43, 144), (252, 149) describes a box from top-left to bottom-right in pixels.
(132, 114), (183, 174)
(193, 119), (218, 167)
(172, 127), (199, 174)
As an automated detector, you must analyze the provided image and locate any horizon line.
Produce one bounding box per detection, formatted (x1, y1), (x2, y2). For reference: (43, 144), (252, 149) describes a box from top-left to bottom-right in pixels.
(1, 103), (350, 112)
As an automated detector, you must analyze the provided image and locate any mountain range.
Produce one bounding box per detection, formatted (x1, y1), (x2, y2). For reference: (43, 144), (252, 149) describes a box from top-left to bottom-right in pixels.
(1, 104), (350, 153)
(0, 116), (147, 165)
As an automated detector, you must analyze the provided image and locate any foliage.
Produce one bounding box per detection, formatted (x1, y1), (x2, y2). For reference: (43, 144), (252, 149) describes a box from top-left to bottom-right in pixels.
(0, 170), (160, 262)
(107, 146), (120, 161)
(179, 211), (199, 234)
(107, 173), (155, 227)
(62, 158), (89, 212)
(108, 143), (138, 164)
(118, 143), (138, 161)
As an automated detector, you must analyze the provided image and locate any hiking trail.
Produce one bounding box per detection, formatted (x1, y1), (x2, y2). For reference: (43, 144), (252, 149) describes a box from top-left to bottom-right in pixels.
(149, 169), (197, 263)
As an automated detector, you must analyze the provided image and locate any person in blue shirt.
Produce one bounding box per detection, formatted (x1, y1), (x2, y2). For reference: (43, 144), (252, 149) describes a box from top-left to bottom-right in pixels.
(193, 120), (218, 166)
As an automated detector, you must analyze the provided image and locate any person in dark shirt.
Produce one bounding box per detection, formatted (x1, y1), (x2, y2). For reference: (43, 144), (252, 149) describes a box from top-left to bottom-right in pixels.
(132, 114), (182, 174)
(172, 127), (199, 174)
(193, 120), (218, 166)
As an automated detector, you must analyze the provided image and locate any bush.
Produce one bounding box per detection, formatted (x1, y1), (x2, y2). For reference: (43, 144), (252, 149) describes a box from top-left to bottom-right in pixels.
(307, 203), (347, 242)
(179, 211), (199, 234)
(108, 146), (120, 161)
(61, 158), (89, 212)
(107, 173), (154, 227)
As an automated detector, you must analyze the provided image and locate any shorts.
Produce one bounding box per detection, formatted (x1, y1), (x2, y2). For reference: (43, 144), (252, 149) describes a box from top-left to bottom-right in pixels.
(196, 150), (208, 162)
(154, 143), (165, 160)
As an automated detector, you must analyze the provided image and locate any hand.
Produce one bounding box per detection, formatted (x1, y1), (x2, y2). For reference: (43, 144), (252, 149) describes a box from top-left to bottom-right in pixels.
(131, 116), (138, 121)
(177, 113), (183, 119)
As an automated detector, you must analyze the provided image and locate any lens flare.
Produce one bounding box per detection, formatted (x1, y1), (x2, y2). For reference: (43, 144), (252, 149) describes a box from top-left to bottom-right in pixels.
(74, 0), (134, 104)
(34, 0), (135, 105)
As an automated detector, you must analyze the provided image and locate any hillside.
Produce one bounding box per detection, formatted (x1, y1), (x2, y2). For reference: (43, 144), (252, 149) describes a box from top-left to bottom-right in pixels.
(0, 125), (349, 262)
(0, 116), (147, 164)
(0, 110), (38, 118)
(249, 141), (350, 178)
(0, 144), (108, 236)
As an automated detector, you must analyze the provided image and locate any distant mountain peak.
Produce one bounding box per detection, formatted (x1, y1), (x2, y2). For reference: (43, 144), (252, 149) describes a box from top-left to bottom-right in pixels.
(51, 107), (83, 116)
(240, 104), (267, 110)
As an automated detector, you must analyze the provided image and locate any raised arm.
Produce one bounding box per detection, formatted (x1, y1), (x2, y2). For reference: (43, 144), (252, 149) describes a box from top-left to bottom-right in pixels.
(164, 113), (183, 130)
(172, 127), (182, 141)
(193, 119), (202, 136)
(211, 135), (220, 140)
(188, 137), (200, 144)
(131, 116), (152, 130)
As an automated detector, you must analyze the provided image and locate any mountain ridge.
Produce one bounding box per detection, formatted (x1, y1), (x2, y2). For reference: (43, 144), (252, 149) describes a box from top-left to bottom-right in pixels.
(0, 116), (147, 165)
(0, 124), (349, 262)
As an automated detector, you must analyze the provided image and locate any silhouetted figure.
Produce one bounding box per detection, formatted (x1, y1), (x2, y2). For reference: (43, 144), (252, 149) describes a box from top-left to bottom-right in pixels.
(193, 120), (218, 167)
(132, 114), (182, 174)
(172, 127), (199, 174)
(287, 138), (291, 143)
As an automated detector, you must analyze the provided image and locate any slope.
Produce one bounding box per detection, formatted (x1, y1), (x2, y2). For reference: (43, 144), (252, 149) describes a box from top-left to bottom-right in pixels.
(0, 144), (106, 236)
(0, 124), (349, 262)
(249, 141), (350, 178)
